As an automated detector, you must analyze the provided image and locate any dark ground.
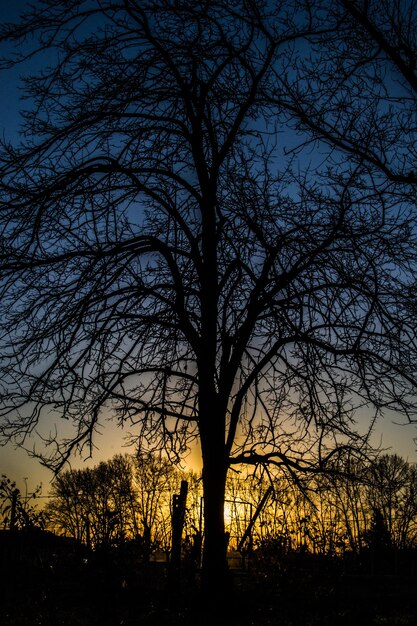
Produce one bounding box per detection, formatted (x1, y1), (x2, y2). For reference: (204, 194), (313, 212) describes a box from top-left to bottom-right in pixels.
(2, 537), (417, 625)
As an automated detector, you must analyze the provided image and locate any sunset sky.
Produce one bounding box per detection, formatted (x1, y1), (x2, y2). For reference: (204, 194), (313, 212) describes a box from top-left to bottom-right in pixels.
(1, 0), (417, 498)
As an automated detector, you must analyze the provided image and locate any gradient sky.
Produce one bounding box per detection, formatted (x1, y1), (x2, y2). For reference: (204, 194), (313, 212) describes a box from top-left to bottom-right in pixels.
(1, 1), (417, 497)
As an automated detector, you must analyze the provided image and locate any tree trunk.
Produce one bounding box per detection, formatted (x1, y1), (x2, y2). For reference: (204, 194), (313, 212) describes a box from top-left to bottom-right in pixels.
(200, 439), (229, 601)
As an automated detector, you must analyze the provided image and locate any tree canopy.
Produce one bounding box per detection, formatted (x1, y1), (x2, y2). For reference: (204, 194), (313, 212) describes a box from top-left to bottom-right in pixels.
(1, 0), (417, 597)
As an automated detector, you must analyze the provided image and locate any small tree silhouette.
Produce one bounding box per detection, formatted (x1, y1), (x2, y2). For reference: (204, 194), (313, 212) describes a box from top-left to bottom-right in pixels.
(0, 476), (45, 531)
(364, 508), (392, 575)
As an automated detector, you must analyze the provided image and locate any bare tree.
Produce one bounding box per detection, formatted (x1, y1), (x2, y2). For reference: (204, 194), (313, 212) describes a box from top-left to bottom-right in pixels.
(133, 450), (179, 559)
(46, 468), (91, 544)
(321, 458), (370, 554)
(365, 454), (417, 550)
(1, 0), (417, 599)
(46, 454), (137, 548)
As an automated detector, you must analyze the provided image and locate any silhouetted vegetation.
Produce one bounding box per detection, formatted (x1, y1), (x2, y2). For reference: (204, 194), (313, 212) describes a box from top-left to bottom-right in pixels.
(1, 476), (45, 531)
(2, 0), (417, 602)
(40, 452), (417, 558)
(2, 452), (417, 624)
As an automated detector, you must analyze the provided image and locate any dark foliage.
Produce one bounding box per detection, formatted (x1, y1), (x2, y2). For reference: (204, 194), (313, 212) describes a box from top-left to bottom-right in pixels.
(1, 529), (417, 625)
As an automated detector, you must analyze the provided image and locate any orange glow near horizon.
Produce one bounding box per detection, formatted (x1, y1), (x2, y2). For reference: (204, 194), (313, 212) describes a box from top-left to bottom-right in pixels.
(2, 408), (417, 497)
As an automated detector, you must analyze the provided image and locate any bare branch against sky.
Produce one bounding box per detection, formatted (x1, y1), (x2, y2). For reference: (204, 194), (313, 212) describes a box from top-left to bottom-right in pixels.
(1, 0), (417, 598)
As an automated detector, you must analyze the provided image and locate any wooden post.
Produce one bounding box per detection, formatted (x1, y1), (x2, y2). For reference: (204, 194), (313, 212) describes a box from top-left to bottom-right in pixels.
(168, 480), (188, 591)
(10, 488), (19, 531)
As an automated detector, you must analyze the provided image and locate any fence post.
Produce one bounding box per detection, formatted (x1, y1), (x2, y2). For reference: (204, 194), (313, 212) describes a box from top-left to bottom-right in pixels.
(167, 480), (188, 592)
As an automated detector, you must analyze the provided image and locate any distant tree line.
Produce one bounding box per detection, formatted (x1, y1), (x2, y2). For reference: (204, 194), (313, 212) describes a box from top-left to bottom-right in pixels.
(231, 453), (417, 557)
(43, 452), (200, 559)
(3, 452), (416, 563)
(19, 452), (411, 561)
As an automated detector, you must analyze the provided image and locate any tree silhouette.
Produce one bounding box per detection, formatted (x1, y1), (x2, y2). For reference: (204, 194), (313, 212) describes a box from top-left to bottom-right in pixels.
(46, 452), (189, 554)
(0, 476), (44, 531)
(1, 0), (417, 599)
(133, 450), (182, 559)
(365, 454), (417, 550)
